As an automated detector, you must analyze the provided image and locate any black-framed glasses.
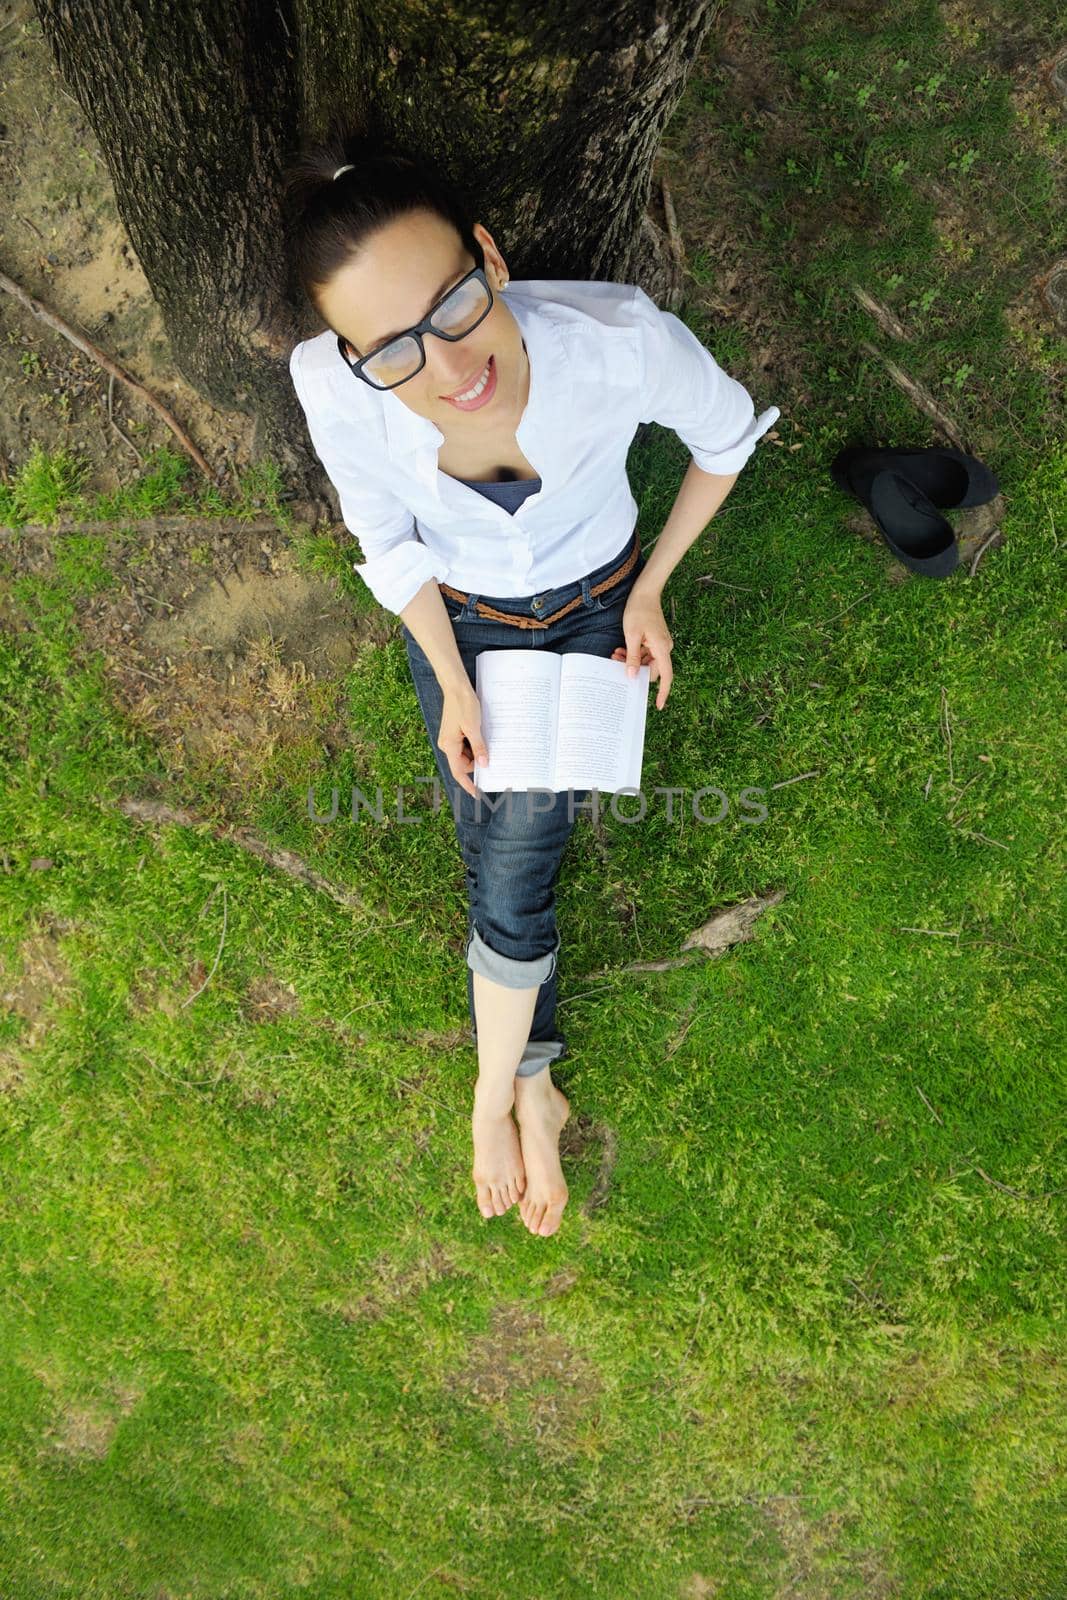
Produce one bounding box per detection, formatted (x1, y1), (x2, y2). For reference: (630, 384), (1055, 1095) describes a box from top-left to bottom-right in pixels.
(337, 265), (495, 392)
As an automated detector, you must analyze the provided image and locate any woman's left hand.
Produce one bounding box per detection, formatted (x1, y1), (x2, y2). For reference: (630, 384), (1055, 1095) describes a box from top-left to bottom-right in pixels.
(612, 590), (673, 710)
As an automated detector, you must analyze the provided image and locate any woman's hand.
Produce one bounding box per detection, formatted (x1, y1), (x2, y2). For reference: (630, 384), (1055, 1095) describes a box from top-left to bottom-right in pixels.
(438, 681), (489, 798)
(612, 588), (674, 710)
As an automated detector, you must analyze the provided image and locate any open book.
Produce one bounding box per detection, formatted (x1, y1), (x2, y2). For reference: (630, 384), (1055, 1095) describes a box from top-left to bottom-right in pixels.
(473, 650), (651, 794)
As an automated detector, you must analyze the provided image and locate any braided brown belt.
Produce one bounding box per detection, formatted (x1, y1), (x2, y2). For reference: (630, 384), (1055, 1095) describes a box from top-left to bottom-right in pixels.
(438, 538), (640, 629)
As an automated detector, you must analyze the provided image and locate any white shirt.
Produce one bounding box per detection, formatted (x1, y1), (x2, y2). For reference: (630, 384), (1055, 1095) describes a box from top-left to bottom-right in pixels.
(288, 279), (781, 617)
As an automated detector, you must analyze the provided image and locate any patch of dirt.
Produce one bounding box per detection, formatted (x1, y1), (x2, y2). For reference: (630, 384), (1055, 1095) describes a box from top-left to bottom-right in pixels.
(0, 911), (78, 1092)
(444, 1301), (603, 1458)
(111, 1380), (142, 1414)
(219, 1419), (269, 1473)
(1037, 258), (1067, 335)
(0, 920), (74, 1030)
(762, 1496), (899, 1599)
(938, 3), (986, 53)
(126, 955), (237, 1022)
(330, 1240), (459, 1323)
(42, 1402), (118, 1460)
(541, 1266), (580, 1299)
(32, 1371), (141, 1464)
(218, 1069), (280, 1111)
(925, 177), (1027, 276)
(680, 1577), (723, 1599)
(23, 1363), (143, 1465)
(239, 972), (302, 1023)
(2, 520), (392, 808)
(0, 4), (254, 490)
(137, 556), (365, 675)
(0, 11), (399, 811)
(559, 1113), (619, 1215)
(123, 965), (168, 1019)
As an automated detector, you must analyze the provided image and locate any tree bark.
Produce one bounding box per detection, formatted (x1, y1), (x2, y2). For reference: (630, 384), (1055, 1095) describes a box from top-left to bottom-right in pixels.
(32, 0), (721, 494)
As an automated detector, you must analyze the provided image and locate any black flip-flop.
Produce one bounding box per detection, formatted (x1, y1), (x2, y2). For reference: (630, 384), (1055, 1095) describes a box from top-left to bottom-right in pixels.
(864, 469), (959, 577)
(830, 444), (998, 509)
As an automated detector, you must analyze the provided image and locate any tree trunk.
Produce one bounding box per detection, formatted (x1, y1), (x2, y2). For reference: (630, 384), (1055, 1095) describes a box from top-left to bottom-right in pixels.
(32, 0), (721, 494)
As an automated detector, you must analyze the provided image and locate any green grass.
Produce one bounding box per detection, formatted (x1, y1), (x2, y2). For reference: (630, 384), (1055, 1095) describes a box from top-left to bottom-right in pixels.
(2, 2), (1066, 1595)
(0, 437), (295, 535)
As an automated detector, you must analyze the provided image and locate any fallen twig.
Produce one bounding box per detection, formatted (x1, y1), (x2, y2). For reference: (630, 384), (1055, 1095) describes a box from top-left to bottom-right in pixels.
(857, 339), (968, 450)
(973, 1165), (1065, 1201)
(845, 1276), (878, 1309)
(952, 826), (1009, 850)
(960, 935), (1054, 966)
(891, 928), (1052, 965)
(115, 796), (376, 913)
(939, 685), (955, 785)
(968, 527), (1002, 576)
(823, 588), (874, 626)
(107, 368), (143, 464)
(664, 999), (700, 1059)
(555, 984), (617, 1008)
(915, 1084), (944, 1125)
(769, 770), (818, 790)
(180, 882), (228, 1007)
(0, 266), (214, 478)
(124, 662), (167, 686)
(661, 175), (685, 272)
(581, 1120), (619, 1216)
(576, 954), (699, 979)
(0, 513), (287, 542)
(946, 772), (979, 819)
(850, 283), (912, 342)
(138, 1048), (227, 1091)
(394, 1079), (462, 1119)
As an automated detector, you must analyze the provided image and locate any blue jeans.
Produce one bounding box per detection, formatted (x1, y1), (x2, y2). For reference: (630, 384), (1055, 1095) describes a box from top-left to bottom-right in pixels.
(400, 528), (647, 1076)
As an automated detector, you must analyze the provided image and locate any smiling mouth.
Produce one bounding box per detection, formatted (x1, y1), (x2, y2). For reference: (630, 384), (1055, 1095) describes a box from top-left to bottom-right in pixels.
(441, 356), (493, 401)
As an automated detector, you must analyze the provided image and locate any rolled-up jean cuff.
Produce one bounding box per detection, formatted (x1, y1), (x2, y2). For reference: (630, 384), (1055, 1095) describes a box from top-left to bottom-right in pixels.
(515, 1038), (565, 1077)
(466, 924), (560, 989)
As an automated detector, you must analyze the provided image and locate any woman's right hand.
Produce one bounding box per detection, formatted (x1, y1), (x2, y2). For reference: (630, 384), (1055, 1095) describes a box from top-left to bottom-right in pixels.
(438, 681), (489, 798)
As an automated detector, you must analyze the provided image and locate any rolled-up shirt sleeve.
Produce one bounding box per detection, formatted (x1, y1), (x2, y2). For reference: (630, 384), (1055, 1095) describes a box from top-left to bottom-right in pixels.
(289, 346), (450, 616)
(631, 286), (781, 476)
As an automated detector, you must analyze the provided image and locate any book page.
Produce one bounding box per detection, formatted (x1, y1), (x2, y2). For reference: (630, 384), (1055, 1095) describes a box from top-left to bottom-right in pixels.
(553, 654), (650, 793)
(473, 650), (559, 791)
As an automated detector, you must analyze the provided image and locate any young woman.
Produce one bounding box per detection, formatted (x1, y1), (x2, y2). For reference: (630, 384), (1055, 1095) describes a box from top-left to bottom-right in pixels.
(283, 137), (779, 1238)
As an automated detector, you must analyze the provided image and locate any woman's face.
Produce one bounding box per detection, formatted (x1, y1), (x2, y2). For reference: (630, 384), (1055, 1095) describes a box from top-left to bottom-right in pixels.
(321, 209), (526, 426)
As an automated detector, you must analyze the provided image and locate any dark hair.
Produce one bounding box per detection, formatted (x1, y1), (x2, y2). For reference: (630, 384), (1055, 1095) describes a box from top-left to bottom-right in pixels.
(280, 124), (485, 332)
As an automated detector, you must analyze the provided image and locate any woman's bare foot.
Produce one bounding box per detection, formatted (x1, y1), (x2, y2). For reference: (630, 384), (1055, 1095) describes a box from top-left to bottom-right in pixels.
(512, 1070), (570, 1236)
(471, 1097), (526, 1218)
